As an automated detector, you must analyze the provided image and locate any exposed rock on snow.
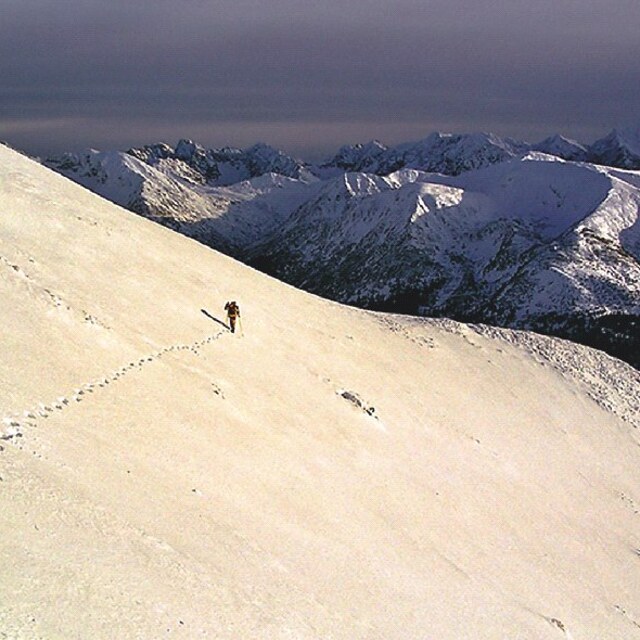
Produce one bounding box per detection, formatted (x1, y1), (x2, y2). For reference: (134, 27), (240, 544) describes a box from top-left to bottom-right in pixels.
(126, 138), (311, 186)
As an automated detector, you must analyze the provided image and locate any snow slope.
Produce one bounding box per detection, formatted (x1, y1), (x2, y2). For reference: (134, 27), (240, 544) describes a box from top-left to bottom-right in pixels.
(531, 135), (589, 162)
(2, 145), (640, 639)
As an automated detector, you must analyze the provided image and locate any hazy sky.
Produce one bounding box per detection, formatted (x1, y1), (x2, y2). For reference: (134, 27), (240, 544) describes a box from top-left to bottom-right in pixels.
(2, 0), (639, 159)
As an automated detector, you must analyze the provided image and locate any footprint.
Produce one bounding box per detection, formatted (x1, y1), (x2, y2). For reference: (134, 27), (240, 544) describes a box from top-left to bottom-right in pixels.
(1, 426), (22, 440)
(211, 383), (225, 398)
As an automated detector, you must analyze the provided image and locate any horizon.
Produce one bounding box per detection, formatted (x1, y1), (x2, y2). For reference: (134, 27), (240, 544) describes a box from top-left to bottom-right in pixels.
(2, 0), (639, 158)
(5, 124), (632, 164)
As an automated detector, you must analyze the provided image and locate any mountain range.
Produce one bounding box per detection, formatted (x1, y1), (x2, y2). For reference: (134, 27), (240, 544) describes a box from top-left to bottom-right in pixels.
(43, 126), (640, 367)
(322, 127), (640, 174)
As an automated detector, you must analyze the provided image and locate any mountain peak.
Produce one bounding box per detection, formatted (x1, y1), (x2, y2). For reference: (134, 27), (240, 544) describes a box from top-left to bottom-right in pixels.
(531, 134), (589, 161)
(612, 125), (640, 153)
(121, 139), (307, 186)
(590, 125), (640, 169)
(323, 140), (389, 172)
(175, 138), (205, 160)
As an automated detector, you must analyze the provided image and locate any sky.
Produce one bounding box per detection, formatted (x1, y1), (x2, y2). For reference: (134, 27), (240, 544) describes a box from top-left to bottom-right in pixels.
(1, 0), (639, 160)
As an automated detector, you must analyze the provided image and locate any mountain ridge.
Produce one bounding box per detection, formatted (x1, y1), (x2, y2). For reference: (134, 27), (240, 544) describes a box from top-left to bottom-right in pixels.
(45, 124), (640, 188)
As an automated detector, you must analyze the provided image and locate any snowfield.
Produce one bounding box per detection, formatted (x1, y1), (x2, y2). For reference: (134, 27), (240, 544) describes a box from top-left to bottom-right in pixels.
(1, 144), (640, 639)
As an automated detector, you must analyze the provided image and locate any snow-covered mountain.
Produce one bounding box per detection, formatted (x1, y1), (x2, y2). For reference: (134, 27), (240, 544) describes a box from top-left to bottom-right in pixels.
(46, 125), (640, 198)
(531, 134), (589, 162)
(43, 129), (640, 367)
(246, 156), (640, 367)
(2, 143), (640, 640)
(130, 138), (315, 185)
(44, 147), (317, 254)
(321, 132), (529, 175)
(321, 140), (390, 173)
(590, 125), (640, 170)
(320, 128), (640, 174)
(50, 139), (312, 190)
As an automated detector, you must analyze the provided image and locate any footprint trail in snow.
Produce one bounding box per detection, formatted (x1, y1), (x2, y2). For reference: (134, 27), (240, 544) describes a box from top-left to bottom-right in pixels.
(0, 329), (227, 444)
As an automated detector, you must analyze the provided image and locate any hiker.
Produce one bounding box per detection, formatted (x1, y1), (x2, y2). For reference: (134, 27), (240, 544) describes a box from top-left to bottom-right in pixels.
(224, 300), (240, 333)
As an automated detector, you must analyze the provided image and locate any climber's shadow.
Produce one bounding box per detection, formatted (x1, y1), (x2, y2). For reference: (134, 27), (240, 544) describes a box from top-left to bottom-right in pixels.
(201, 309), (229, 330)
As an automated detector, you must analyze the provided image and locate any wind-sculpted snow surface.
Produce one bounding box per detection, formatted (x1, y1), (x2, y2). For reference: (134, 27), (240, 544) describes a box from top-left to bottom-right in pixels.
(2, 145), (640, 639)
(430, 318), (640, 430)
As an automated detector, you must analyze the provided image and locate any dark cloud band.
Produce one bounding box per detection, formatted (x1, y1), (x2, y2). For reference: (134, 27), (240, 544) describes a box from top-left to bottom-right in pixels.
(2, 0), (639, 156)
